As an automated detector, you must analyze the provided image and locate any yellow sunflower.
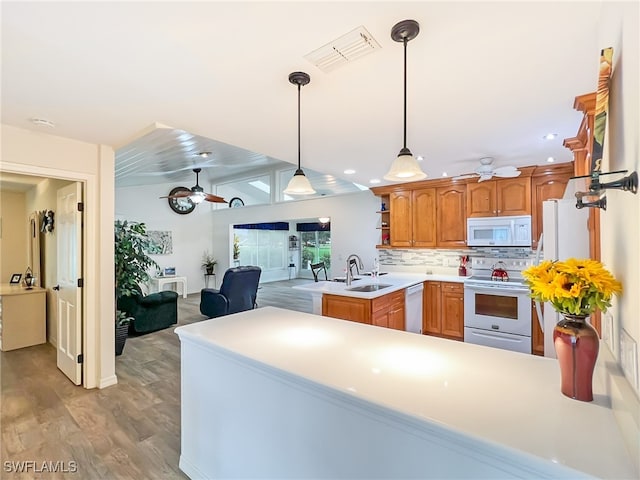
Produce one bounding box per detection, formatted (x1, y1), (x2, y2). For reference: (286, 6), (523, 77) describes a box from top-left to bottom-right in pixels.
(522, 258), (622, 316)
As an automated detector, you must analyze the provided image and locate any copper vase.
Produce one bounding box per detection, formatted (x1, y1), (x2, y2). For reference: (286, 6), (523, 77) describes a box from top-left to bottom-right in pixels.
(553, 314), (599, 401)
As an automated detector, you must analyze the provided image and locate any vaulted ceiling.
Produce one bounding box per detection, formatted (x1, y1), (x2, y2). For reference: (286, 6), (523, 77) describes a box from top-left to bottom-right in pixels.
(2, 2), (605, 190)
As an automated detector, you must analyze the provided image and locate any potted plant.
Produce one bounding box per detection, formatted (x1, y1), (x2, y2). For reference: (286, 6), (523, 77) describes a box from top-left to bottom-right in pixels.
(115, 310), (132, 356)
(114, 220), (159, 355)
(202, 251), (217, 275)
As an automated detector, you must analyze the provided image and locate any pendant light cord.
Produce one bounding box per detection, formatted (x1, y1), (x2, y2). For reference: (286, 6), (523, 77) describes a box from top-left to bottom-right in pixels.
(403, 37), (408, 150)
(297, 83), (302, 171)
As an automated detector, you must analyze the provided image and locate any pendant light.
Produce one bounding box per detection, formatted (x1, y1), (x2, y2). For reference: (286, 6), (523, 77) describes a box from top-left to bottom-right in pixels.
(284, 71), (316, 195)
(384, 20), (427, 182)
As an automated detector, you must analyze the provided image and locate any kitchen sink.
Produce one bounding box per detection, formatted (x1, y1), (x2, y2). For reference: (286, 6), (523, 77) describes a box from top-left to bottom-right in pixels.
(346, 284), (393, 292)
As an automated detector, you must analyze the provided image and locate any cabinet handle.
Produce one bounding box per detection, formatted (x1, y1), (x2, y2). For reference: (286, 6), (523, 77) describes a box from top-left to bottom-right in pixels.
(497, 210), (501, 213)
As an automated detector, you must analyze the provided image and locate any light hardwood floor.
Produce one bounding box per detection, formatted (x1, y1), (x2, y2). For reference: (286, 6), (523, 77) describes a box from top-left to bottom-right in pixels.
(1, 279), (313, 479)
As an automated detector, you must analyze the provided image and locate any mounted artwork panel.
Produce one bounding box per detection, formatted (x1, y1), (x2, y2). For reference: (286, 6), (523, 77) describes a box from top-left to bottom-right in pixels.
(146, 230), (173, 255)
(591, 47), (613, 173)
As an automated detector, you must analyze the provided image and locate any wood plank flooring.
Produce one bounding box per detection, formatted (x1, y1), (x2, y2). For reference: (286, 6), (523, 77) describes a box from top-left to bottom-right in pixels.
(1, 279), (313, 479)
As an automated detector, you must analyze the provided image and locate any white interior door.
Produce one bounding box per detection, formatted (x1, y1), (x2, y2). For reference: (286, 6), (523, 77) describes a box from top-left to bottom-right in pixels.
(56, 182), (83, 385)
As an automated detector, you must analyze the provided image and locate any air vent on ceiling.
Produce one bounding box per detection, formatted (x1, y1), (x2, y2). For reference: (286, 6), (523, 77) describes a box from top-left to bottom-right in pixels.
(304, 26), (381, 73)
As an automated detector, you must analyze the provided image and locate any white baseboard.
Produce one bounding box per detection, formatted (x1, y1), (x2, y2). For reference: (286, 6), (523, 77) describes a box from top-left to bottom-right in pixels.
(98, 374), (118, 389)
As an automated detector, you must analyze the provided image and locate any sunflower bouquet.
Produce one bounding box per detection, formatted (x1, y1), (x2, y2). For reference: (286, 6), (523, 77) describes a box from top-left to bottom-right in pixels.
(522, 258), (622, 316)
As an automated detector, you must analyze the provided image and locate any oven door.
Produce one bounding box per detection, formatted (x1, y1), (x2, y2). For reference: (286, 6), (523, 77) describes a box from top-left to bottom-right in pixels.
(464, 327), (531, 354)
(464, 284), (531, 337)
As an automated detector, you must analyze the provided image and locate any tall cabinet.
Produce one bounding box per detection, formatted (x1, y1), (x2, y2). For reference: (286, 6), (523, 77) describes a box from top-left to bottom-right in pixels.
(563, 91), (601, 335)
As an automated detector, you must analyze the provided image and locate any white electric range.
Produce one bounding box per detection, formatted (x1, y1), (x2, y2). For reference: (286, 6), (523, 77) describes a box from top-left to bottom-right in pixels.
(463, 256), (533, 354)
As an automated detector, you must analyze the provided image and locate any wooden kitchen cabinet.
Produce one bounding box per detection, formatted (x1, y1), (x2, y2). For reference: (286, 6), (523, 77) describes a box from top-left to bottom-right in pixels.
(531, 163), (574, 249)
(322, 289), (405, 330)
(389, 188), (436, 247)
(466, 177), (531, 218)
(371, 290), (405, 330)
(436, 185), (466, 247)
(322, 294), (371, 324)
(532, 300), (544, 356)
(376, 193), (391, 247)
(423, 281), (463, 341)
(564, 91), (601, 335)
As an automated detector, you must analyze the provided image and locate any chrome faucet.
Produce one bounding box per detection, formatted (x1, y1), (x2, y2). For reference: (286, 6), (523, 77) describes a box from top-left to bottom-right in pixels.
(345, 254), (365, 286)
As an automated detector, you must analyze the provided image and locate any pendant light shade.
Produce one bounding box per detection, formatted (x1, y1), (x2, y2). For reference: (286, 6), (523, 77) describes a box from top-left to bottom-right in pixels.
(284, 71), (316, 195)
(384, 20), (427, 182)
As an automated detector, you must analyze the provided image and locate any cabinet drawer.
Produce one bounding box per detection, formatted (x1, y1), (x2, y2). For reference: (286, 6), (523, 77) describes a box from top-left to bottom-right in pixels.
(372, 289), (404, 312)
(442, 282), (463, 293)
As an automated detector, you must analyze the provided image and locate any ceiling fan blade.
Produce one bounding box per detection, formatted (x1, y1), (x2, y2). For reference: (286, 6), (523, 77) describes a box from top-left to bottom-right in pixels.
(204, 193), (228, 203)
(477, 174), (494, 182)
(159, 190), (192, 199)
(493, 166), (521, 178)
(452, 173), (478, 180)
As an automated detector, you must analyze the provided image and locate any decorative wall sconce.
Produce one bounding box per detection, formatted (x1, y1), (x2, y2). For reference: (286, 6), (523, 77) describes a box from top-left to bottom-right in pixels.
(40, 210), (55, 233)
(574, 170), (638, 210)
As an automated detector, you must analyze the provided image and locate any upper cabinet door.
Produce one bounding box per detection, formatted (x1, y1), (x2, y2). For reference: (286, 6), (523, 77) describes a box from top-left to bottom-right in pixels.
(436, 185), (466, 247)
(466, 182), (497, 217)
(496, 177), (531, 216)
(466, 178), (531, 217)
(390, 191), (412, 247)
(412, 188), (436, 247)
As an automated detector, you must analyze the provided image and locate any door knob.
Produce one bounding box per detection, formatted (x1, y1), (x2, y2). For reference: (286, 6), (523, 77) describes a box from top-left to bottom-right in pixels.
(53, 285), (60, 291)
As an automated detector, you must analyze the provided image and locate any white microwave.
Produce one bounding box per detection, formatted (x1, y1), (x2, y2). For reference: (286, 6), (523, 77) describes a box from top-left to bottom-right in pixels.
(466, 215), (532, 247)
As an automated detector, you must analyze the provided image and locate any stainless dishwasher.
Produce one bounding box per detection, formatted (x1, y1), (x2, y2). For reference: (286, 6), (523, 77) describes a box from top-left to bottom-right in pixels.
(405, 283), (424, 334)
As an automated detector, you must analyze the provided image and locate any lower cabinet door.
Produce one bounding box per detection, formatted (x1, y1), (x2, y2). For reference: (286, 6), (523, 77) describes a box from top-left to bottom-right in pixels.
(322, 295), (371, 324)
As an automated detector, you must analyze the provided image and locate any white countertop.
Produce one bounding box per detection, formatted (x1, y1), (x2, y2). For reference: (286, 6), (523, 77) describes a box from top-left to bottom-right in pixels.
(292, 272), (465, 299)
(176, 307), (636, 479)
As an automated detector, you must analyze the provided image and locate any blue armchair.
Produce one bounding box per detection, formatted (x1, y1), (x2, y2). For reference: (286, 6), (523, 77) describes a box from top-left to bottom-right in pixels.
(200, 266), (262, 318)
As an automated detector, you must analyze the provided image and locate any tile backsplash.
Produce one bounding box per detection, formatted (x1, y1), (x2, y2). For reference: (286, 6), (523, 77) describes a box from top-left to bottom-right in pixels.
(378, 247), (535, 271)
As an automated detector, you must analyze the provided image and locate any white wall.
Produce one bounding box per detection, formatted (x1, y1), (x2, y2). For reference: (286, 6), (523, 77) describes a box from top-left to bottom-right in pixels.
(0, 190), (28, 280)
(597, 1), (639, 469)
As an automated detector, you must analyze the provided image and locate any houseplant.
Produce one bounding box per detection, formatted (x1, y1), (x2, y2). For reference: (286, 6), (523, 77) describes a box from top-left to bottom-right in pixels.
(522, 258), (622, 401)
(202, 251), (217, 275)
(114, 220), (159, 355)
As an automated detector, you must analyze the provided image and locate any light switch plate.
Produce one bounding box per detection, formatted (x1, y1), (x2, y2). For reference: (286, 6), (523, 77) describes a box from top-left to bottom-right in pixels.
(620, 328), (638, 390)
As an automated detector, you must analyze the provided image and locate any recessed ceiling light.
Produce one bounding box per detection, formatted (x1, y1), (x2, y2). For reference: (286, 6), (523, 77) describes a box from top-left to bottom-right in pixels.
(416, 155), (424, 162)
(547, 156), (555, 163)
(369, 179), (381, 184)
(442, 172), (448, 177)
(543, 133), (558, 140)
(344, 169), (356, 175)
(29, 117), (55, 128)
(197, 151), (212, 158)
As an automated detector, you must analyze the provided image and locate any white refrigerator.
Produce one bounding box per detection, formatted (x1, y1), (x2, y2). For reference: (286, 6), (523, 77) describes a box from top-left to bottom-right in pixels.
(537, 198), (590, 357)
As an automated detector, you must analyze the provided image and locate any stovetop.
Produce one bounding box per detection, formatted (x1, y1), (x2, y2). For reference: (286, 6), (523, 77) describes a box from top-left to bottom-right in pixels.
(463, 256), (532, 290)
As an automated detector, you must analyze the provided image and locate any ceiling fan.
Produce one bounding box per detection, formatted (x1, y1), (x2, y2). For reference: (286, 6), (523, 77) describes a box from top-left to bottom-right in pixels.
(453, 157), (521, 182)
(160, 168), (227, 213)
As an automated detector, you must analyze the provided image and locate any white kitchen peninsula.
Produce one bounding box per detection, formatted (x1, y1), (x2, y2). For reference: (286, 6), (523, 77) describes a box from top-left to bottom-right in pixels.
(175, 307), (636, 479)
